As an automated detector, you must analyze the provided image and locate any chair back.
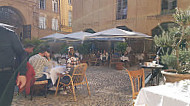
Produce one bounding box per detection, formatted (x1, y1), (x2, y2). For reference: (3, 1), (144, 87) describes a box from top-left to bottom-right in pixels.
(126, 68), (145, 99)
(72, 63), (88, 84)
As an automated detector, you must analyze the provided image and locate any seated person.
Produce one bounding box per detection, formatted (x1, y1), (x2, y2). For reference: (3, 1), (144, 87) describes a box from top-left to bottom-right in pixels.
(101, 50), (108, 60)
(59, 56), (80, 94)
(29, 46), (51, 81)
(96, 51), (101, 58)
(66, 57), (80, 72)
(68, 46), (78, 58)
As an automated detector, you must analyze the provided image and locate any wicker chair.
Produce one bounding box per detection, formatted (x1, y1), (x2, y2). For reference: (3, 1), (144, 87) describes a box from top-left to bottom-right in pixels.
(126, 68), (145, 105)
(88, 55), (100, 66)
(55, 63), (91, 101)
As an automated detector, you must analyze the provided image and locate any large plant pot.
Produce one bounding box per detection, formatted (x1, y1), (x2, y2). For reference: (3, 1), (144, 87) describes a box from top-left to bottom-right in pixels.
(161, 69), (190, 83)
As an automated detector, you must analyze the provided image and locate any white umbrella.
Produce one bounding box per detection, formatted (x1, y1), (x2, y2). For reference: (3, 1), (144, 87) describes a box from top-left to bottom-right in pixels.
(88, 28), (151, 38)
(40, 33), (65, 40)
(63, 31), (92, 41)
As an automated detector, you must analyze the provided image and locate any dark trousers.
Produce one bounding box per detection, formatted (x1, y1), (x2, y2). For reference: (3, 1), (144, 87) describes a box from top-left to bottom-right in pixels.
(36, 74), (47, 81)
(0, 70), (15, 106)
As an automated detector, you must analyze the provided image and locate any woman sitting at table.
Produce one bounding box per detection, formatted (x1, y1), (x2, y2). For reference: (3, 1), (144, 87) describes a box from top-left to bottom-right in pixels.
(100, 50), (109, 65)
(59, 56), (80, 94)
(68, 46), (78, 58)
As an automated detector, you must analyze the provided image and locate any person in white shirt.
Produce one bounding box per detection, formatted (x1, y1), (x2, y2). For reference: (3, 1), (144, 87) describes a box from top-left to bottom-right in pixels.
(29, 46), (51, 81)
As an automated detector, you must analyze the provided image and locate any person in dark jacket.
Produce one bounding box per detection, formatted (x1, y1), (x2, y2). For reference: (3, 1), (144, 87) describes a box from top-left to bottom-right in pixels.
(0, 25), (27, 106)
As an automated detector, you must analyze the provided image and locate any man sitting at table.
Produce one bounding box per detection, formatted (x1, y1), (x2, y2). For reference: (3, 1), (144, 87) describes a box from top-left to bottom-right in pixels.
(29, 46), (52, 81)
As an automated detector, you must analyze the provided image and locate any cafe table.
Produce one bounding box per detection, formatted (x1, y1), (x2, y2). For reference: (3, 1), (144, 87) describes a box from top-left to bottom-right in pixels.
(135, 80), (190, 106)
(44, 65), (67, 85)
(140, 63), (164, 85)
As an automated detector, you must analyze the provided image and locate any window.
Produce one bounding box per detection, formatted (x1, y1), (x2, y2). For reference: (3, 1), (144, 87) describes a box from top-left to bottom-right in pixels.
(161, 0), (177, 15)
(52, 0), (58, 13)
(52, 18), (58, 30)
(68, 11), (72, 27)
(39, 16), (46, 29)
(39, 0), (46, 10)
(116, 0), (127, 20)
(68, 0), (71, 5)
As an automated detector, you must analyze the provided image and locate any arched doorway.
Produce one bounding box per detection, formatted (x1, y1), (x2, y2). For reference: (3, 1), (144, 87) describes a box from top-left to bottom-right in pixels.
(0, 6), (30, 40)
(151, 22), (178, 37)
(151, 22), (179, 54)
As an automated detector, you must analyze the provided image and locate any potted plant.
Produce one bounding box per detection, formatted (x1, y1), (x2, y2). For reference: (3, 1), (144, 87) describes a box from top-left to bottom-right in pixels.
(60, 44), (69, 55)
(115, 42), (128, 55)
(114, 42), (127, 70)
(154, 8), (190, 82)
(77, 42), (92, 63)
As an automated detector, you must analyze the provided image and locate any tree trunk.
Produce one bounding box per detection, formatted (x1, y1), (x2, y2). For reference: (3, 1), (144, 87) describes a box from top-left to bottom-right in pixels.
(176, 26), (185, 71)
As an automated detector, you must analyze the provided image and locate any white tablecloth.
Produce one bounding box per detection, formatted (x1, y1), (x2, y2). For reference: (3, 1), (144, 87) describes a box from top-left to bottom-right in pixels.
(135, 80), (190, 106)
(120, 56), (129, 61)
(44, 65), (67, 85)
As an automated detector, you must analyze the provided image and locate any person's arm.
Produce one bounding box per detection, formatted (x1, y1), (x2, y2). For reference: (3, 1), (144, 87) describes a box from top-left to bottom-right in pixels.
(44, 59), (52, 72)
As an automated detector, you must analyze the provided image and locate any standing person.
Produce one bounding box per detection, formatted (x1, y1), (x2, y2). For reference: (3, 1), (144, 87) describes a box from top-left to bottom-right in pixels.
(15, 43), (34, 70)
(0, 25), (27, 106)
(16, 43), (35, 94)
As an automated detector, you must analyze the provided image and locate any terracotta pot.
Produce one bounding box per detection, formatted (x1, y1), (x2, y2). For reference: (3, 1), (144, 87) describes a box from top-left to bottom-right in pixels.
(161, 69), (190, 83)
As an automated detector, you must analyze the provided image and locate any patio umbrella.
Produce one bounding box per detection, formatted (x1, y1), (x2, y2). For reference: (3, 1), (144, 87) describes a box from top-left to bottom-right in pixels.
(87, 28), (151, 38)
(40, 33), (65, 40)
(40, 33), (66, 43)
(87, 37), (125, 41)
(86, 28), (152, 53)
(61, 31), (92, 41)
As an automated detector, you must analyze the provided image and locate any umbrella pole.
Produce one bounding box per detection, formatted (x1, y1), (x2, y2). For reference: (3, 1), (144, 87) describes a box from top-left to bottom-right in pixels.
(144, 40), (145, 52)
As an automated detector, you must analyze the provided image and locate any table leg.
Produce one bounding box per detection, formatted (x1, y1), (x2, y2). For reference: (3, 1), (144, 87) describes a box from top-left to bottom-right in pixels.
(151, 70), (154, 85)
(156, 69), (160, 85)
(145, 73), (152, 86)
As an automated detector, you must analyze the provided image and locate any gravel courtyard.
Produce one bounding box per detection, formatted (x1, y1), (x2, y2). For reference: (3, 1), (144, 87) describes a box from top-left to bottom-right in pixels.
(12, 65), (149, 106)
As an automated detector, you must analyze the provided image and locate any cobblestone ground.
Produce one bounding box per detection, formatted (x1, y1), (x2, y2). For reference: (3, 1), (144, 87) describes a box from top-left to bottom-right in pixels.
(12, 65), (159, 106)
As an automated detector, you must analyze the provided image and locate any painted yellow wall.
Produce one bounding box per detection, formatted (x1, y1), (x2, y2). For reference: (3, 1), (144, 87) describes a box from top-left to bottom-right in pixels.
(60, 0), (72, 32)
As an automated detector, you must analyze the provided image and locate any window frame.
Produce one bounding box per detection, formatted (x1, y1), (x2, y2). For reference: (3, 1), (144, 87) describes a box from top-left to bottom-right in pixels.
(68, 0), (71, 5)
(52, 18), (59, 31)
(116, 0), (128, 20)
(161, 0), (177, 15)
(68, 11), (72, 27)
(39, 0), (46, 10)
(39, 16), (46, 29)
(52, 0), (58, 13)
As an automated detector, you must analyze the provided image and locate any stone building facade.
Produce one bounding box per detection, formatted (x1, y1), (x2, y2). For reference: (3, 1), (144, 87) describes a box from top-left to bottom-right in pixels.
(72, 0), (190, 36)
(0, 0), (72, 39)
